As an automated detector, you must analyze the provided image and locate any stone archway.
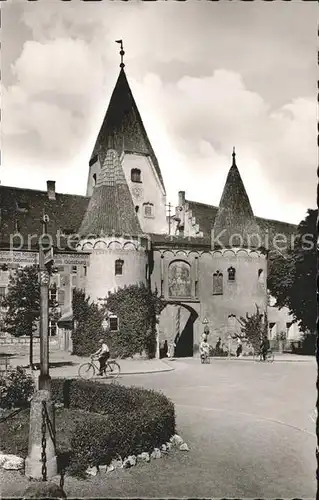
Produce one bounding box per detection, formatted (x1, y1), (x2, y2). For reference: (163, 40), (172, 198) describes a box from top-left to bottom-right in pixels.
(158, 302), (199, 358)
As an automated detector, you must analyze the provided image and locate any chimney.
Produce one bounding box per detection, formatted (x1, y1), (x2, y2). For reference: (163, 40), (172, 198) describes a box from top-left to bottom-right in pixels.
(47, 180), (56, 200)
(178, 191), (185, 207)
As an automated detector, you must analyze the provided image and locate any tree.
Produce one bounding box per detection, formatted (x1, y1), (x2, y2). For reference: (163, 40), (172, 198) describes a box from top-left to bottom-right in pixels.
(3, 265), (59, 368)
(238, 305), (266, 351)
(267, 209), (317, 335)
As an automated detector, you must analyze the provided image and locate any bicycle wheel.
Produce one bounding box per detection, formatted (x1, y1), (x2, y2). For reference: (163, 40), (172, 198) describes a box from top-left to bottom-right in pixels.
(105, 361), (120, 378)
(253, 352), (260, 362)
(78, 362), (95, 380)
(266, 351), (274, 363)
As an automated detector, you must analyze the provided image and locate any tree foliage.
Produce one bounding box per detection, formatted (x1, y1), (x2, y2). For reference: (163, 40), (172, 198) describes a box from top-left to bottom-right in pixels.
(72, 289), (105, 357)
(3, 265), (60, 366)
(105, 283), (166, 359)
(238, 305), (266, 351)
(267, 209), (317, 334)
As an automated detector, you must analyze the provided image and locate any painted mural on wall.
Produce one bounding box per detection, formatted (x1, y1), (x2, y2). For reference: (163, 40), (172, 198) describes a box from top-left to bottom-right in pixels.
(168, 261), (191, 298)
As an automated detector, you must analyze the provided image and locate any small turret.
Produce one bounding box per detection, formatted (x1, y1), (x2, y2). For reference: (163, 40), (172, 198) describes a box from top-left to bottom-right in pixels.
(212, 149), (262, 249)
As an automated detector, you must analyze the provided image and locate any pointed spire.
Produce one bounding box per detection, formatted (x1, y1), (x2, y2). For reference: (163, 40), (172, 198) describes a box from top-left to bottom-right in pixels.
(212, 150), (262, 249)
(79, 149), (142, 238)
(90, 63), (166, 194)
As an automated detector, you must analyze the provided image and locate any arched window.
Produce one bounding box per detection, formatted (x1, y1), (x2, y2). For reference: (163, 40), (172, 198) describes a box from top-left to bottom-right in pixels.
(227, 267), (236, 282)
(115, 259), (124, 276)
(131, 168), (141, 183)
(93, 173), (97, 186)
(258, 269), (265, 284)
(213, 271), (223, 295)
(143, 202), (154, 218)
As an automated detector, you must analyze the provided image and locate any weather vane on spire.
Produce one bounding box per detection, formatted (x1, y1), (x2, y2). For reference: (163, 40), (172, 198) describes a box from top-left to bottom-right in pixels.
(115, 40), (125, 69)
(232, 146), (236, 166)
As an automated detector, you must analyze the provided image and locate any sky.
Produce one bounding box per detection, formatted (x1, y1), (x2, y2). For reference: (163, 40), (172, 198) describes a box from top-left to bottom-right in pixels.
(1, 0), (317, 224)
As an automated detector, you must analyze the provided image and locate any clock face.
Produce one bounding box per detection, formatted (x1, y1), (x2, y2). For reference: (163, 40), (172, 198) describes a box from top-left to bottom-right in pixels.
(132, 187), (143, 200)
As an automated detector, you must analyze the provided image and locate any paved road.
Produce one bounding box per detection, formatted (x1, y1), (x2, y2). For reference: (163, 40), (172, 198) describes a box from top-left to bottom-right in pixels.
(1, 357), (316, 498)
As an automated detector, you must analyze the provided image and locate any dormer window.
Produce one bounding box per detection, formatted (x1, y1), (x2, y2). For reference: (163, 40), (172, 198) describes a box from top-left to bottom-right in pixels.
(227, 267), (236, 282)
(143, 202), (154, 218)
(89, 154), (98, 167)
(131, 168), (141, 183)
(16, 201), (30, 213)
(62, 228), (75, 236)
(115, 259), (124, 276)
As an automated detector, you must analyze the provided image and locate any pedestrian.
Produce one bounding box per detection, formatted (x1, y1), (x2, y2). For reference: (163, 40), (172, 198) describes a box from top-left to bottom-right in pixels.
(215, 337), (221, 352)
(163, 340), (168, 357)
(236, 337), (243, 357)
(167, 340), (176, 358)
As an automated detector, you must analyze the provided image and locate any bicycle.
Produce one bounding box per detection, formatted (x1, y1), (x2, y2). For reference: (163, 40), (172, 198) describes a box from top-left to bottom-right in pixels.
(200, 350), (210, 364)
(78, 356), (121, 380)
(253, 349), (274, 363)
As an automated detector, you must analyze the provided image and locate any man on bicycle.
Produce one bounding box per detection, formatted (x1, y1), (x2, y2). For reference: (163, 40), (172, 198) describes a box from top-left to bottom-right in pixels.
(260, 335), (270, 361)
(93, 339), (110, 375)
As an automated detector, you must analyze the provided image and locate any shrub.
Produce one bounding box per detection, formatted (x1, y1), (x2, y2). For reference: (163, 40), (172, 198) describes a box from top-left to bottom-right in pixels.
(51, 378), (175, 476)
(72, 284), (166, 359)
(72, 289), (105, 357)
(0, 366), (35, 409)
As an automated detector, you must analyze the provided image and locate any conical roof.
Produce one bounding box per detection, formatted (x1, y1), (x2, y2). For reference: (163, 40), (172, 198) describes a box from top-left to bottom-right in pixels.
(91, 68), (166, 194)
(79, 149), (142, 238)
(212, 150), (262, 249)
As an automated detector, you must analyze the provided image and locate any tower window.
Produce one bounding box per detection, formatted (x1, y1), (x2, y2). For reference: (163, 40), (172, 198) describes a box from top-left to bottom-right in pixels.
(258, 269), (265, 283)
(135, 205), (139, 213)
(15, 220), (20, 232)
(72, 265), (77, 273)
(143, 202), (154, 218)
(131, 168), (141, 183)
(213, 271), (223, 295)
(227, 267), (236, 282)
(115, 259), (124, 276)
(93, 173), (97, 186)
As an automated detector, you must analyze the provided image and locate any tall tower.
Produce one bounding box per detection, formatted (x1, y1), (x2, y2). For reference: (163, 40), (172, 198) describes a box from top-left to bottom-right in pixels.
(209, 149), (267, 340)
(86, 46), (167, 234)
(78, 149), (149, 302)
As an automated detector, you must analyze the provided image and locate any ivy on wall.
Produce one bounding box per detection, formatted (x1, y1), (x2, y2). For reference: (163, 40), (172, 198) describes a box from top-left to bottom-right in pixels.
(72, 284), (166, 359)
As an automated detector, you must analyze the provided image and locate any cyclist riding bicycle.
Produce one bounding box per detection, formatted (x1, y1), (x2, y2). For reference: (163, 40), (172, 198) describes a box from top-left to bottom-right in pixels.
(199, 338), (210, 362)
(260, 335), (270, 361)
(92, 339), (110, 375)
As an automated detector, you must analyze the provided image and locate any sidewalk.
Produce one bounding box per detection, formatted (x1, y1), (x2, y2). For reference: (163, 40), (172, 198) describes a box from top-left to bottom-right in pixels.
(192, 353), (315, 363)
(7, 350), (175, 377)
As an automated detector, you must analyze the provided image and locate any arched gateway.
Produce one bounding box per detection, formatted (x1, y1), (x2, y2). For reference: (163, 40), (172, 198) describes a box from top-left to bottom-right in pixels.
(158, 302), (199, 358)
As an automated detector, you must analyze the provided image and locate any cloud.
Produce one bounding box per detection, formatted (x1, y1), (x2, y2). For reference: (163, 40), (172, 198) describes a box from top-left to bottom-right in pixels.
(1, 1), (316, 225)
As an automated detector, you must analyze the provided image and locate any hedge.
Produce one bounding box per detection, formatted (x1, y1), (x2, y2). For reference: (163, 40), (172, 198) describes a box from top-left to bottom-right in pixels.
(51, 378), (175, 475)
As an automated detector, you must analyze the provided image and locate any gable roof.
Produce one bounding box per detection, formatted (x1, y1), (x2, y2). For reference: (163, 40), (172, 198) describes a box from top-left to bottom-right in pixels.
(90, 68), (166, 194)
(0, 185), (89, 250)
(79, 149), (142, 238)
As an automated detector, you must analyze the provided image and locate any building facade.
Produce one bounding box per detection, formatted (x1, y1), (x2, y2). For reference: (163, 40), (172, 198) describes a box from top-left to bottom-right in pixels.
(0, 63), (302, 354)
